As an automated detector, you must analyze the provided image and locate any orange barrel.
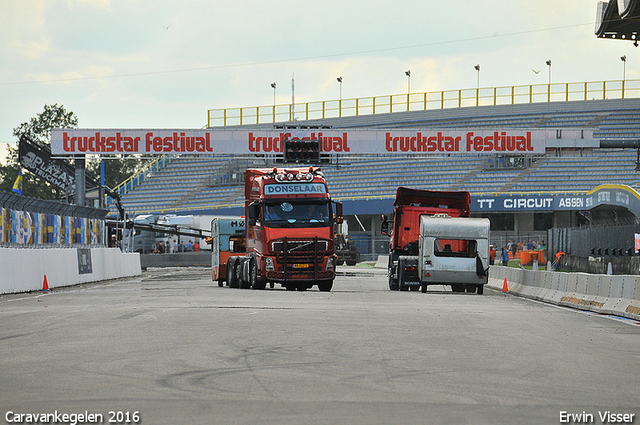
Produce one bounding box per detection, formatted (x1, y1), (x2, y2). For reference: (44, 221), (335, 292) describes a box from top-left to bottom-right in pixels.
(520, 250), (531, 265)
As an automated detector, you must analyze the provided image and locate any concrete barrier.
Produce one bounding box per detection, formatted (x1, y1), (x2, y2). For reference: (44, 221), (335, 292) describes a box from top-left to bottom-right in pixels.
(488, 266), (640, 321)
(140, 252), (211, 269)
(375, 255), (389, 269)
(0, 247), (141, 294)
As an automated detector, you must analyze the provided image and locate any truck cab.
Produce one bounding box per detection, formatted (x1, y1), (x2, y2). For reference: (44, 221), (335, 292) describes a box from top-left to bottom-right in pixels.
(227, 167), (342, 291)
(382, 187), (471, 291)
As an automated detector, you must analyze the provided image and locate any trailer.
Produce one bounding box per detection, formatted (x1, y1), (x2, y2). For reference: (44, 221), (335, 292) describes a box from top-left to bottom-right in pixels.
(211, 216), (246, 286)
(382, 187), (471, 291)
(415, 215), (490, 294)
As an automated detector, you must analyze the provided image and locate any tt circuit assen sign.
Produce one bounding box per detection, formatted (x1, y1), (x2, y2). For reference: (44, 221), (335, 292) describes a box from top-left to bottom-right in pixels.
(49, 129), (576, 156)
(471, 185), (640, 214)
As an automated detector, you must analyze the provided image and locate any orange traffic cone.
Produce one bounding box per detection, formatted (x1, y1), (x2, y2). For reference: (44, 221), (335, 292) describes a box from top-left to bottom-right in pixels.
(502, 277), (508, 293)
(43, 275), (50, 292)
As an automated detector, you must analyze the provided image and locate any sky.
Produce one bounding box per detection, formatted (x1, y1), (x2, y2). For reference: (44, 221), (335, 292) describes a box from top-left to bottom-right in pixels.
(0, 0), (637, 164)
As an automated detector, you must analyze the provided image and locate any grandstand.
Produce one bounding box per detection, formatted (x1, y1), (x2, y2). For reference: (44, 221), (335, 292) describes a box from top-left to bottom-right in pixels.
(108, 93), (640, 259)
(114, 97), (640, 216)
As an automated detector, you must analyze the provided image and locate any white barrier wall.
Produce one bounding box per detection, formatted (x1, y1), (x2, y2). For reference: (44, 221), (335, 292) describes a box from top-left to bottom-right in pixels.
(0, 247), (141, 294)
(488, 266), (640, 321)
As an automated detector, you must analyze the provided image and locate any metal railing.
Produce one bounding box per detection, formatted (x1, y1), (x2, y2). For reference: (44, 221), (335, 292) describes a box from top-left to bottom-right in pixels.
(207, 79), (640, 127)
(109, 155), (174, 203)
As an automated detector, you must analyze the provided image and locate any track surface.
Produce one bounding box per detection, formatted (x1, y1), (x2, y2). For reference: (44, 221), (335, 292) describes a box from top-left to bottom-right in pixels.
(1, 266), (639, 425)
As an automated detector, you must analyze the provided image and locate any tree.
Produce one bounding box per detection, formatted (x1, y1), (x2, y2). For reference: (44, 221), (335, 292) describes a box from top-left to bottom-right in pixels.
(3, 104), (148, 200)
(2, 104), (79, 200)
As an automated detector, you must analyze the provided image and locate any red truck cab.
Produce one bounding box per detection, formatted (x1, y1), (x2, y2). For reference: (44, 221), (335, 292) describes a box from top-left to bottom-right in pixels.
(227, 167), (342, 291)
(382, 187), (471, 290)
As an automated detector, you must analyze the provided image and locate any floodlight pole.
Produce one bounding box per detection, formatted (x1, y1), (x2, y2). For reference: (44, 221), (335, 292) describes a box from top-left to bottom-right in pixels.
(405, 70), (411, 111)
(474, 64), (480, 106)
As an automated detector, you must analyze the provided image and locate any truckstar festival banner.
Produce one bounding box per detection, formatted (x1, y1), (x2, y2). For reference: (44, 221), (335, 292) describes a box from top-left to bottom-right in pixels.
(51, 129), (581, 156)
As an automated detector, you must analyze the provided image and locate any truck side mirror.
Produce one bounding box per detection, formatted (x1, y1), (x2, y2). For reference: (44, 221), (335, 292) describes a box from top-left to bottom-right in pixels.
(334, 201), (344, 224)
(248, 201), (260, 226)
(381, 214), (389, 236)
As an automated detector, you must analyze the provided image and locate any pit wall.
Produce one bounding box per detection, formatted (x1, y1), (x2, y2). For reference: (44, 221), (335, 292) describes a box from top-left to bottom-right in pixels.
(487, 266), (640, 321)
(0, 247), (141, 294)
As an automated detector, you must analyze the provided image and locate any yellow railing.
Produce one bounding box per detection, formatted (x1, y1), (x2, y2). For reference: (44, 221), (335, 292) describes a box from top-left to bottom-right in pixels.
(110, 155), (174, 199)
(207, 79), (640, 128)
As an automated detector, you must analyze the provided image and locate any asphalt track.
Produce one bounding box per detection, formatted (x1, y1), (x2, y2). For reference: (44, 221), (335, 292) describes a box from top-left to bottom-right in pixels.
(1, 266), (639, 425)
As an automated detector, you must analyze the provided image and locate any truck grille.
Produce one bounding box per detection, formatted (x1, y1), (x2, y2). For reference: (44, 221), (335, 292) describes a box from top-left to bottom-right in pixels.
(271, 239), (331, 253)
(268, 237), (335, 282)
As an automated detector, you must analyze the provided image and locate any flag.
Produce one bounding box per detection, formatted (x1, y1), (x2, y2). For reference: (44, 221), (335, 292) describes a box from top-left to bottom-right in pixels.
(12, 170), (23, 195)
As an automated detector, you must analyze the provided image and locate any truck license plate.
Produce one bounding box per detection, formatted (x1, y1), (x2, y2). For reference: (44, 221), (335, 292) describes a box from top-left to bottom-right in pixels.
(292, 263), (310, 269)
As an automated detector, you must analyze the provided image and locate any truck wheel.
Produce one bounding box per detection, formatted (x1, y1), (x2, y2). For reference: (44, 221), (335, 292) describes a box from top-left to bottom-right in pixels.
(388, 271), (399, 291)
(421, 284), (427, 293)
(250, 259), (266, 290)
(237, 261), (249, 289)
(346, 260), (357, 266)
(477, 285), (484, 295)
(227, 260), (239, 288)
(317, 280), (333, 292)
(451, 285), (464, 293)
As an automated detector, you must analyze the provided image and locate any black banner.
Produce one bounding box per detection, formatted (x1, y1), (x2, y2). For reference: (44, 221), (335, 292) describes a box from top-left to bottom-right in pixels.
(19, 135), (100, 193)
(19, 135), (76, 191)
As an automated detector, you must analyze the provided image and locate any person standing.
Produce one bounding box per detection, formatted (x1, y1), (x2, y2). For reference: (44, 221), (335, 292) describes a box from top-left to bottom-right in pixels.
(501, 246), (510, 266)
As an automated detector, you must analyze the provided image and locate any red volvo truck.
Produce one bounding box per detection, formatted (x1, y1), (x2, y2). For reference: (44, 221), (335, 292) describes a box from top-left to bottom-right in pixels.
(382, 187), (488, 293)
(226, 167), (342, 291)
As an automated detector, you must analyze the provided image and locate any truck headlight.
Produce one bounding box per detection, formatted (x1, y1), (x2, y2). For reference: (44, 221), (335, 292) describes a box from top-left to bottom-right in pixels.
(326, 257), (335, 271)
(265, 257), (275, 271)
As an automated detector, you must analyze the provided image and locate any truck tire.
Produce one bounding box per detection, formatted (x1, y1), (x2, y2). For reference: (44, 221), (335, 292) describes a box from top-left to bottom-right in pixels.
(238, 261), (250, 289)
(465, 285), (478, 294)
(227, 259), (239, 288)
(451, 285), (464, 293)
(388, 270), (399, 291)
(317, 280), (333, 292)
(477, 285), (484, 295)
(250, 259), (266, 290)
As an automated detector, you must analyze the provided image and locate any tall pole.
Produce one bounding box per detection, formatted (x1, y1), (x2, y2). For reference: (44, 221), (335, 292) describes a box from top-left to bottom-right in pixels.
(621, 55), (627, 98)
(74, 155), (85, 207)
(405, 70), (411, 111)
(271, 82), (276, 105)
(337, 76), (343, 117)
(474, 64), (480, 106)
(291, 73), (295, 121)
(271, 82), (276, 122)
(546, 60), (552, 102)
(546, 60), (552, 85)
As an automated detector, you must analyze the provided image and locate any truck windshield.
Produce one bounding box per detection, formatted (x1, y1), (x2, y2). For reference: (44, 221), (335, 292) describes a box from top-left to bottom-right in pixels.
(263, 199), (331, 228)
